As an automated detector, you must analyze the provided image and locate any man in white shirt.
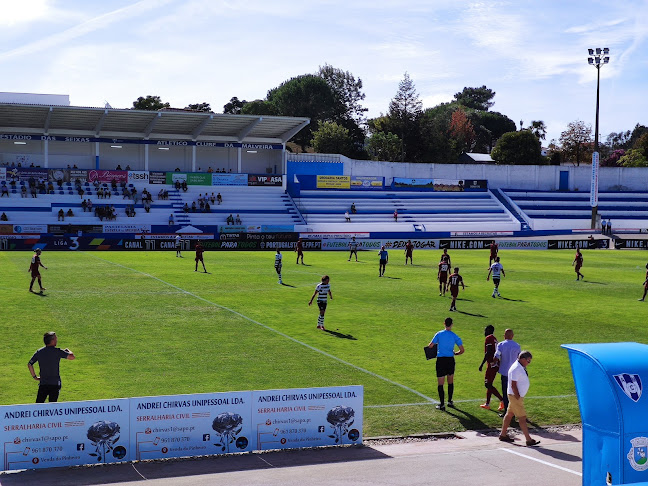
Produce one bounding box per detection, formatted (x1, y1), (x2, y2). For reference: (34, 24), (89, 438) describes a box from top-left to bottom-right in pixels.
(499, 351), (540, 447)
(487, 257), (505, 298)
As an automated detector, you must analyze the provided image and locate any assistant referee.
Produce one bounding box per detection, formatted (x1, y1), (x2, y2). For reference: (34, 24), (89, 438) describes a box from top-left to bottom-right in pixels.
(428, 317), (465, 410)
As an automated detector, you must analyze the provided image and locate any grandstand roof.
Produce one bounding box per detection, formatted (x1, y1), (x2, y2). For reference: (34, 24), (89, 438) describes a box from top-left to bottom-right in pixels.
(0, 103), (310, 144)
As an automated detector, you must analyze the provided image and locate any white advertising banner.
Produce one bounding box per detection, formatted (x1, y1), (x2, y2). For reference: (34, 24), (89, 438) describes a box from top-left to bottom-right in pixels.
(128, 171), (149, 183)
(129, 392), (253, 461)
(103, 223), (151, 234)
(321, 239), (383, 251)
(13, 224), (48, 234)
(590, 151), (600, 207)
(0, 398), (131, 471)
(252, 386), (363, 450)
(383, 239), (440, 250)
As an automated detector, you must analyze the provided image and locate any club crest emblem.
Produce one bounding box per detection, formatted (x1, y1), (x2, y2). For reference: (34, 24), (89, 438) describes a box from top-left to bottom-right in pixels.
(628, 437), (648, 471)
(614, 373), (642, 402)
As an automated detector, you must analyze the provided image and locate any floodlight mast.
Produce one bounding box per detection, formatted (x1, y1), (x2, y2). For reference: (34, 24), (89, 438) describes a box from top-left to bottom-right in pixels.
(588, 47), (610, 230)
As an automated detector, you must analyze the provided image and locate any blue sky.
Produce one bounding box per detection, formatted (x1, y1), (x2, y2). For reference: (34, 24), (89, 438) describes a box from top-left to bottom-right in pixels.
(1, 0), (646, 145)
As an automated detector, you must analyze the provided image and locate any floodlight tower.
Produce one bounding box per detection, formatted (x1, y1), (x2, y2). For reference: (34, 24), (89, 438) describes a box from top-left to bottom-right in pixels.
(587, 47), (610, 230)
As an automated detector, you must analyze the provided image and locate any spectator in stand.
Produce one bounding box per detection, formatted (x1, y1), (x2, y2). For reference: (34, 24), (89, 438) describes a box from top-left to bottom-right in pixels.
(72, 164), (78, 169)
(116, 164), (122, 170)
(181, 180), (188, 192)
(158, 189), (164, 199)
(87, 199), (93, 213)
(58, 209), (65, 221)
(122, 187), (130, 198)
(191, 201), (197, 212)
(607, 219), (612, 235)
(174, 180), (181, 190)
(111, 179), (117, 191)
(217, 193), (222, 205)
(31, 186), (38, 198)
(125, 165), (131, 170)
(1, 212), (8, 221)
(183, 203), (189, 213)
(47, 182), (54, 194)
(77, 186), (84, 198)
(105, 188), (111, 198)
(21, 185), (27, 198)
(28, 176), (35, 188)
(38, 180), (46, 193)
(93, 180), (100, 191)
(209, 192), (215, 204)
(144, 199), (151, 213)
(66, 208), (74, 217)
(345, 211), (351, 222)
(204, 201), (211, 213)
(120, 181), (127, 190)
(227, 214), (234, 225)
(393, 209), (398, 222)
(351, 202), (356, 214)
(169, 214), (174, 225)
(132, 189), (139, 204)
(199, 198), (205, 211)
(207, 167), (213, 173)
(1, 185), (8, 197)
(56, 179), (63, 189)
(175, 167), (181, 172)
(235, 214), (242, 224)
(97, 187), (104, 198)
(601, 218), (607, 235)
(81, 200), (88, 212)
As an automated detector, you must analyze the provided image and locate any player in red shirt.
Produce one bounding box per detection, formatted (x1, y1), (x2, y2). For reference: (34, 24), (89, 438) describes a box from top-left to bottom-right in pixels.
(437, 256), (450, 296)
(28, 248), (47, 293)
(639, 263), (648, 301)
(572, 248), (584, 280)
(194, 240), (207, 273)
(479, 325), (504, 410)
(489, 241), (499, 267)
(448, 267), (464, 312)
(404, 240), (413, 265)
(295, 238), (304, 265)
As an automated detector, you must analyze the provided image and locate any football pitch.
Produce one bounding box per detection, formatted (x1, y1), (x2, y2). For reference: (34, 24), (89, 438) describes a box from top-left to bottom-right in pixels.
(2, 248), (647, 437)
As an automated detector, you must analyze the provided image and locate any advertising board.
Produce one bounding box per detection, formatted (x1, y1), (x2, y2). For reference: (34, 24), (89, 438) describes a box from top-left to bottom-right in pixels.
(316, 175), (350, 189)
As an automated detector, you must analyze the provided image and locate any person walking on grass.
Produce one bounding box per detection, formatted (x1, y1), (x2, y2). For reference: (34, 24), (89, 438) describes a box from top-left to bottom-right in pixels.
(274, 249), (283, 284)
(640, 263), (648, 301)
(487, 257), (505, 298)
(448, 267), (464, 312)
(28, 248), (47, 293)
(195, 240), (207, 273)
(573, 248), (584, 281)
(405, 240), (413, 265)
(499, 350), (540, 447)
(494, 329), (521, 414)
(428, 317), (464, 411)
(378, 246), (389, 277)
(479, 325), (504, 410)
(309, 275), (332, 331)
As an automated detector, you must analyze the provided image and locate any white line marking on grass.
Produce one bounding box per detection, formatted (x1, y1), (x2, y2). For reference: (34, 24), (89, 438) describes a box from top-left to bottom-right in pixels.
(365, 394), (576, 408)
(500, 448), (582, 476)
(86, 253), (437, 404)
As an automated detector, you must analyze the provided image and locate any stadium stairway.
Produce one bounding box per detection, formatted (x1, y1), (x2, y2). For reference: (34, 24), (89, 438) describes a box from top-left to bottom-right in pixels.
(168, 189), (191, 226)
(491, 189), (531, 231)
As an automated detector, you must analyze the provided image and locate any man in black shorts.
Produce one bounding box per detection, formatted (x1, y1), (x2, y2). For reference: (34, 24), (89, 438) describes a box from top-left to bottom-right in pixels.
(28, 331), (75, 403)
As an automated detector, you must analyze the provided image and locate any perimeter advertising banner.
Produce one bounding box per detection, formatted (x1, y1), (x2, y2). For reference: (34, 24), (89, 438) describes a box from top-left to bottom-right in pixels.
(350, 176), (384, 190)
(547, 240), (609, 250)
(439, 239), (494, 249)
(252, 386), (363, 451)
(127, 171), (149, 183)
(6, 167), (48, 182)
(615, 239), (648, 249)
(88, 170), (128, 184)
(383, 239), (439, 250)
(129, 392), (253, 461)
(317, 175), (350, 189)
(392, 177), (434, 188)
(212, 173), (248, 186)
(248, 174), (283, 186)
(321, 239), (383, 251)
(149, 171), (167, 184)
(0, 398), (131, 471)
(496, 240), (548, 250)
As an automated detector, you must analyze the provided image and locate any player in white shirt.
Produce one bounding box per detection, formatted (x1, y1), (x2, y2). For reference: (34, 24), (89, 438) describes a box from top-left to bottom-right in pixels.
(309, 275), (332, 330)
(487, 257), (505, 298)
(274, 250), (283, 284)
(175, 235), (182, 257)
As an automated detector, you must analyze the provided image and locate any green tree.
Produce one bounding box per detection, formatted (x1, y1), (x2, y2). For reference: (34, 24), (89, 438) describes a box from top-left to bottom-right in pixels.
(185, 102), (212, 112)
(266, 74), (336, 150)
(559, 120), (592, 166)
(491, 130), (544, 165)
(632, 132), (648, 157)
(223, 97), (247, 114)
(618, 149), (648, 167)
(471, 111), (517, 152)
(387, 72), (423, 162)
(418, 103), (457, 163)
(310, 121), (352, 155)
(366, 132), (402, 161)
(528, 120), (547, 140)
(453, 85), (496, 111)
(132, 95), (170, 110)
(240, 99), (277, 116)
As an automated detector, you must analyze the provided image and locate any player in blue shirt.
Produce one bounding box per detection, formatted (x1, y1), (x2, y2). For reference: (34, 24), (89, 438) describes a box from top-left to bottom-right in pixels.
(428, 317), (465, 410)
(378, 246), (389, 277)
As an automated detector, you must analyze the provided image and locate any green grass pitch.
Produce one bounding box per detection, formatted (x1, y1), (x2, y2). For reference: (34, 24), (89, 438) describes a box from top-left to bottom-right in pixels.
(2, 248), (647, 437)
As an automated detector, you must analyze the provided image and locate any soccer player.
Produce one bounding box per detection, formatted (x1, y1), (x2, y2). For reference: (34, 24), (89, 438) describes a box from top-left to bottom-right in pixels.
(428, 317), (464, 411)
(404, 240), (413, 265)
(275, 249), (283, 284)
(194, 240), (207, 273)
(309, 275), (332, 330)
(175, 234), (182, 257)
(479, 325), (504, 410)
(441, 248), (452, 268)
(378, 245), (389, 277)
(573, 248), (584, 280)
(487, 257), (505, 298)
(639, 263), (648, 301)
(28, 248), (47, 293)
(448, 267), (464, 312)
(295, 238), (304, 265)
(438, 256), (450, 296)
(489, 240), (499, 266)
(348, 237), (359, 262)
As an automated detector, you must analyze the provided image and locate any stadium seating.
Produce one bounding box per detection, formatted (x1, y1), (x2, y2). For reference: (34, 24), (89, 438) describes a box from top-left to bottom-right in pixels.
(292, 190), (520, 232)
(502, 190), (648, 231)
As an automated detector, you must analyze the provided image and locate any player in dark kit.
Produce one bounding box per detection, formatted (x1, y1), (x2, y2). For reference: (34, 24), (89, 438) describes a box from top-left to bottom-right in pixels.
(441, 248), (452, 268)
(405, 240), (414, 265)
(448, 267), (464, 312)
(438, 256), (450, 296)
(28, 248), (47, 293)
(639, 263), (648, 301)
(489, 241), (499, 267)
(194, 241), (207, 272)
(572, 248), (584, 280)
(479, 325), (504, 410)
(295, 238), (304, 264)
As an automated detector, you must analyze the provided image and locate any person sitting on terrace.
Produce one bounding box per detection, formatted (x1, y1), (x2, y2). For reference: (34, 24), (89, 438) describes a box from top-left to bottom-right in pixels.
(207, 167), (213, 173)
(0, 212), (7, 221)
(183, 203), (189, 213)
(72, 164), (78, 169)
(345, 211), (351, 222)
(191, 201), (197, 212)
(199, 198), (205, 212)
(351, 202), (356, 214)
(169, 213), (174, 225)
(56, 179), (63, 188)
(125, 165), (131, 170)
(47, 182), (54, 194)
(174, 180), (181, 190)
(1, 185), (8, 197)
(181, 181), (188, 192)
(116, 164), (122, 170)
(105, 188), (111, 198)
(21, 185), (27, 198)
(204, 202), (210, 213)
(58, 209), (65, 221)
(77, 186), (84, 198)
(38, 180), (46, 192)
(235, 214), (242, 225)
(111, 179), (117, 190)
(97, 187), (104, 199)
(226, 214), (234, 225)
(217, 192), (222, 204)
(31, 186), (38, 198)
(122, 187), (131, 199)
(87, 199), (93, 212)
(81, 200), (88, 212)
(66, 208), (74, 217)
(158, 189), (165, 199)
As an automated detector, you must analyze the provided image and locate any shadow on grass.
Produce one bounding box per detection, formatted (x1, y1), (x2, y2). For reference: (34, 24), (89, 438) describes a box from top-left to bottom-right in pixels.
(456, 310), (487, 318)
(30, 291), (48, 298)
(444, 404), (491, 431)
(456, 298), (473, 302)
(383, 276), (402, 280)
(499, 297), (526, 302)
(280, 283), (297, 288)
(324, 329), (357, 340)
(582, 280), (606, 285)
(297, 263), (312, 266)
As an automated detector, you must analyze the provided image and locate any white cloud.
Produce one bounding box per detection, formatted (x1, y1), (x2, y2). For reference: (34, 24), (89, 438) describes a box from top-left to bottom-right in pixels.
(0, 0), (53, 27)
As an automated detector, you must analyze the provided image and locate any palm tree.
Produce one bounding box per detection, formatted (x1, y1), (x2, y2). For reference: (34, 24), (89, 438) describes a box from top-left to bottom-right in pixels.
(529, 120), (547, 141)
